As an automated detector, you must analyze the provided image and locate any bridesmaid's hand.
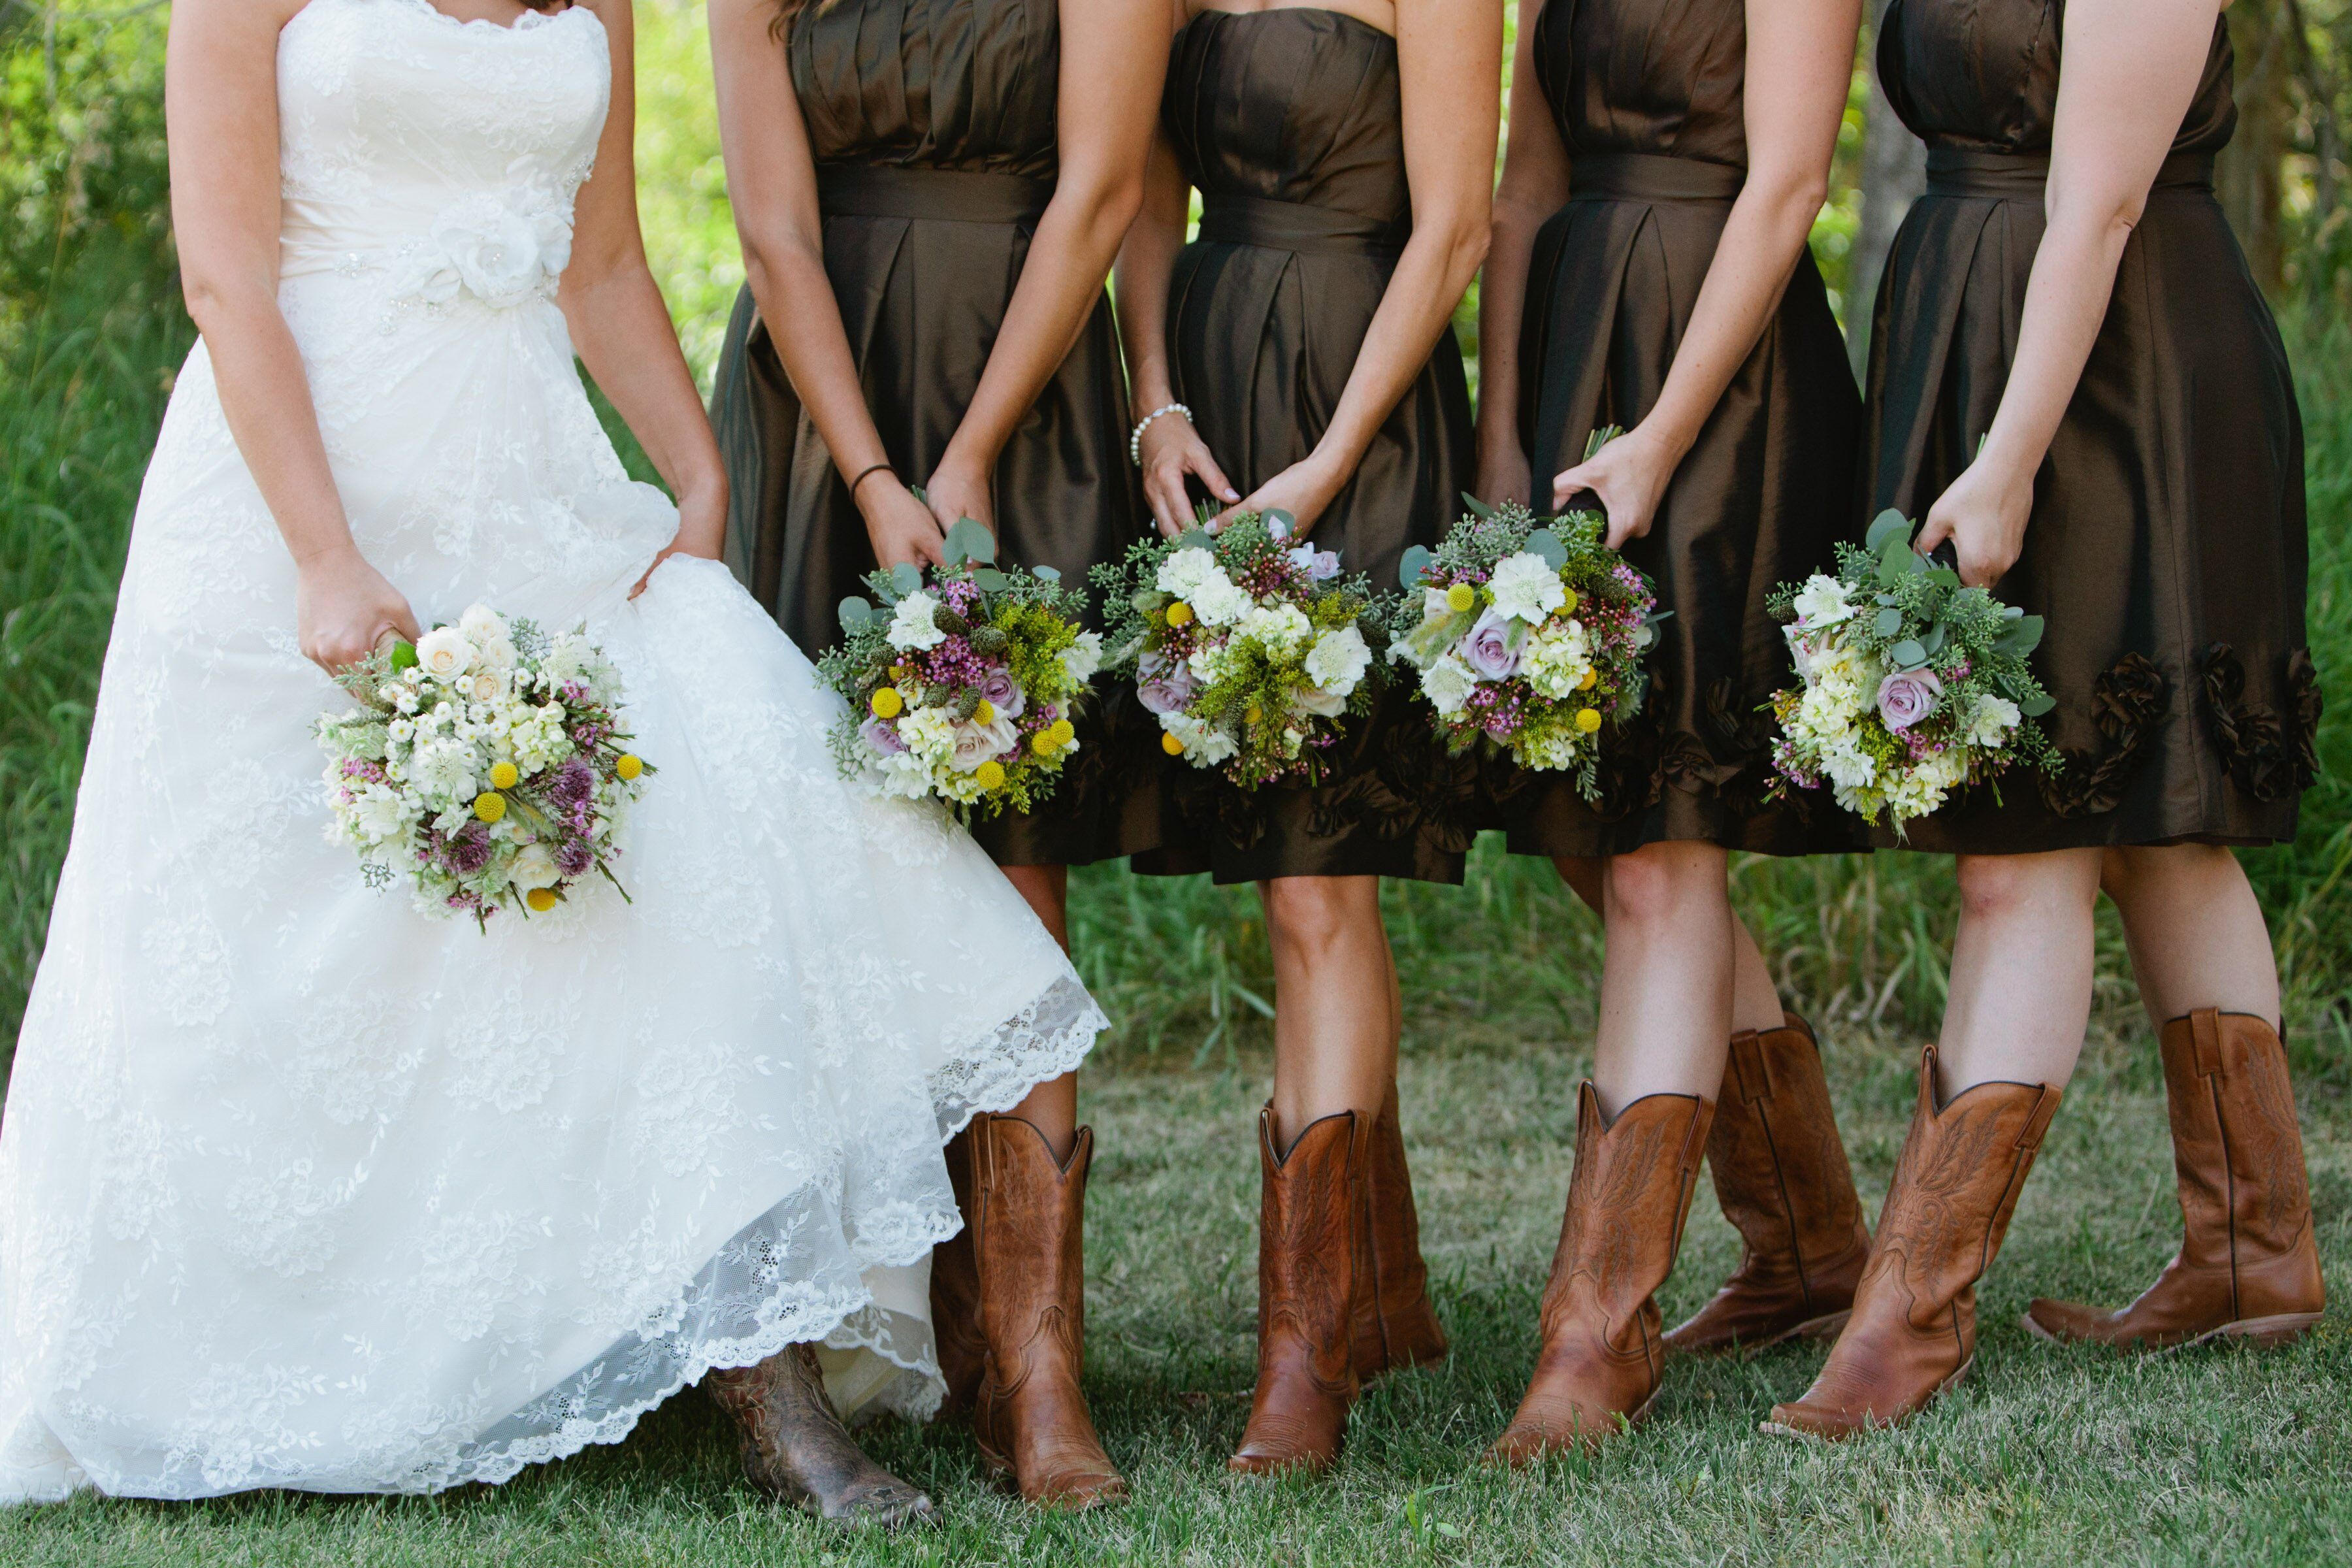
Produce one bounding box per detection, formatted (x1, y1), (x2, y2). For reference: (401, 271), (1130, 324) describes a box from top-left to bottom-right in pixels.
(858, 474), (948, 571)
(1915, 452), (2034, 589)
(632, 477), (728, 599)
(923, 457), (997, 542)
(297, 544), (421, 676)
(1216, 453), (1345, 537)
(1476, 442), (1533, 510)
(1138, 411), (1239, 538)
(1551, 424), (1681, 550)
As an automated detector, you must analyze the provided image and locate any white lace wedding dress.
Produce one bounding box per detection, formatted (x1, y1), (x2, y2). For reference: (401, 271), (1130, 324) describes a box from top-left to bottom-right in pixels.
(0, 0), (1106, 1504)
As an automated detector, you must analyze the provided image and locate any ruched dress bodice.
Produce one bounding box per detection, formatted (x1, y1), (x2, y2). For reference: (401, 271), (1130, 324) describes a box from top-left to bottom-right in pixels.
(789, 0), (1061, 176)
(1494, 0), (1862, 858)
(1862, 0), (2313, 850)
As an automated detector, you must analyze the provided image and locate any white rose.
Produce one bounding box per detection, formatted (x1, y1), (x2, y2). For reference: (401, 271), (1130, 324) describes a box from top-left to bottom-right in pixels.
(1487, 551), (1568, 625)
(1790, 575), (1854, 629)
(949, 715), (1021, 774)
(416, 627), (476, 682)
(478, 636), (519, 672)
(1296, 686), (1349, 717)
(1303, 626), (1371, 695)
(1059, 630), (1103, 684)
(468, 670), (504, 703)
(886, 591), (948, 652)
(509, 843), (561, 892)
(457, 605), (506, 645)
(1420, 654), (1477, 719)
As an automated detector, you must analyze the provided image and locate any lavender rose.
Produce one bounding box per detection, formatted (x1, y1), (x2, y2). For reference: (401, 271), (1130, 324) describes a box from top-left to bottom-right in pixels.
(1135, 648), (1198, 716)
(1875, 668), (1944, 731)
(1458, 607), (1523, 682)
(975, 664), (1027, 721)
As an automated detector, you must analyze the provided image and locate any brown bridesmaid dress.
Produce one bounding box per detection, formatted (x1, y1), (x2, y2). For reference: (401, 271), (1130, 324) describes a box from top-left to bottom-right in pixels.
(710, 0), (1162, 868)
(1865, 0), (2315, 852)
(1138, 7), (1481, 885)
(1497, 0), (1866, 859)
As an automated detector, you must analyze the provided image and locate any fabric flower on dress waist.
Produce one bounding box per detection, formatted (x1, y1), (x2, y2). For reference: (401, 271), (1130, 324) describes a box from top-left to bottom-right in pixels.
(392, 178), (575, 310)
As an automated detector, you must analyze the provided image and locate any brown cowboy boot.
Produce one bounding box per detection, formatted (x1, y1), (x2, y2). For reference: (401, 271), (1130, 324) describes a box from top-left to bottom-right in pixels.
(1230, 1108), (1366, 1475)
(1667, 1015), (1872, 1354)
(966, 1113), (1126, 1509)
(928, 1124), (987, 1417)
(2025, 1010), (2325, 1350)
(1765, 1047), (2061, 1440)
(705, 1344), (938, 1527)
(1485, 1087), (1714, 1464)
(1352, 1082), (1449, 1380)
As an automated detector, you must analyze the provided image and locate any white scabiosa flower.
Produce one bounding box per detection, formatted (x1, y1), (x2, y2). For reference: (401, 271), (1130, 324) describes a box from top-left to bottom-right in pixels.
(1303, 625), (1371, 696)
(1790, 575), (1854, 629)
(886, 591), (948, 653)
(1486, 551), (1568, 625)
(1420, 654), (1477, 719)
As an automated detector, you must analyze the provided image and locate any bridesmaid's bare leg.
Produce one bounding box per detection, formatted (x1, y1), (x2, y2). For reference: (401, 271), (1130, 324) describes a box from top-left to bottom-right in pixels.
(1555, 853), (1782, 1033)
(2100, 843), (2281, 1030)
(1938, 849), (2105, 1093)
(1590, 842), (1737, 1111)
(1262, 875), (1396, 1135)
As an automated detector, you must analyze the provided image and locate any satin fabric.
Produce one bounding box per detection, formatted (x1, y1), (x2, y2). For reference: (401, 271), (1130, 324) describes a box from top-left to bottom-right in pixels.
(1139, 7), (1480, 886)
(1496, 0), (1865, 858)
(1865, 0), (2313, 852)
(710, 0), (1162, 868)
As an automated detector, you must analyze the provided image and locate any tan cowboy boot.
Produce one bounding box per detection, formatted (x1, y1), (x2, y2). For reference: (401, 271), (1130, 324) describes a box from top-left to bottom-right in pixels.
(1765, 1047), (2060, 1439)
(1230, 1107), (1366, 1475)
(1486, 1086), (1714, 1463)
(966, 1113), (1126, 1509)
(2025, 1009), (2324, 1349)
(705, 1344), (937, 1527)
(1352, 1081), (1449, 1380)
(1667, 1015), (1871, 1354)
(928, 1123), (987, 1417)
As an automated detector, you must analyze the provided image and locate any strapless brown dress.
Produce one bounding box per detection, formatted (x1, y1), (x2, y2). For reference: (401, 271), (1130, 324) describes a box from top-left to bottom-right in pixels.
(1494, 0), (1865, 860)
(1137, 7), (1480, 886)
(710, 0), (1162, 867)
(1865, 0), (2314, 853)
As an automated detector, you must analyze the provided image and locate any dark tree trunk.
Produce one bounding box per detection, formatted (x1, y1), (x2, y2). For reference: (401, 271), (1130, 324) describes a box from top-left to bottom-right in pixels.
(1845, 1), (1927, 376)
(2221, 0), (2291, 295)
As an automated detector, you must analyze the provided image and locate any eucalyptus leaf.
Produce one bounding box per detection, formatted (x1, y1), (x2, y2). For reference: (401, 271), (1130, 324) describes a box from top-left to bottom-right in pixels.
(1891, 638), (1927, 669)
(1031, 564), (1062, 582)
(972, 568), (1010, 592)
(1919, 622), (1948, 657)
(1874, 607), (1904, 638)
(1927, 567), (1962, 591)
(2019, 691), (2055, 717)
(1398, 544), (1434, 587)
(1995, 614), (2046, 657)
(1525, 528), (1569, 569)
(1176, 527), (1214, 555)
(1460, 492), (1497, 521)
(837, 595), (874, 632)
(889, 561), (923, 598)
(2002, 604), (2025, 620)
(941, 516), (996, 567)
(1865, 508), (1912, 553)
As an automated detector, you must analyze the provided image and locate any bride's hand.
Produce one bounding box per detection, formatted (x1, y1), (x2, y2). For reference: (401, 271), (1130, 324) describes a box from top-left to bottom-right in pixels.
(858, 472), (947, 571)
(297, 546), (420, 675)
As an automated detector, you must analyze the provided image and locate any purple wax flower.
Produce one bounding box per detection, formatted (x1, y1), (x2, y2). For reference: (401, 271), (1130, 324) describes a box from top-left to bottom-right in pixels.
(1875, 668), (1944, 731)
(861, 715), (908, 755)
(1459, 608), (1522, 681)
(976, 664), (1026, 721)
(1135, 649), (1198, 716)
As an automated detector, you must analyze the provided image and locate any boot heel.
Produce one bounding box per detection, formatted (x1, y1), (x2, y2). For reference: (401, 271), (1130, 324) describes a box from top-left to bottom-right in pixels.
(2198, 1311), (2324, 1350)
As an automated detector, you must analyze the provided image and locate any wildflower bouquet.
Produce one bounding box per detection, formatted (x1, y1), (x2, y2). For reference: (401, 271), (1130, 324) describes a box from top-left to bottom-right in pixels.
(1767, 509), (2056, 830)
(1095, 510), (1378, 788)
(316, 604), (651, 925)
(823, 517), (1100, 816)
(1382, 497), (1662, 798)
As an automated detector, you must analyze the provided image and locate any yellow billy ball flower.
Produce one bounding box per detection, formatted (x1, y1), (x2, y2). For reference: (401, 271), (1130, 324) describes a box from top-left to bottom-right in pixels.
(1245, 703), (1263, 727)
(525, 887), (560, 913)
(975, 759), (1007, 790)
(1162, 731), (1186, 756)
(1577, 668), (1598, 691)
(1575, 708), (1603, 734)
(870, 687), (904, 719)
(615, 753), (644, 781)
(1164, 600), (1196, 627)
(1051, 718), (1077, 745)
(489, 760), (519, 790)
(473, 792), (506, 823)
(974, 698), (996, 725)
(1031, 730), (1060, 757)
(1445, 583), (1477, 613)
(1561, 587), (1580, 613)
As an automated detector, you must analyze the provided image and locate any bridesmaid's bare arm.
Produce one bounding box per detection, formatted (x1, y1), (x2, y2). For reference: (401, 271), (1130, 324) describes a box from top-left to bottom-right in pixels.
(1474, 0), (1571, 507)
(167, 0), (421, 672)
(1551, 0), (1859, 546)
(923, 0), (1169, 536)
(1915, 0), (2226, 586)
(566, 0), (728, 580)
(708, 0), (945, 569)
(1227, 0), (1501, 534)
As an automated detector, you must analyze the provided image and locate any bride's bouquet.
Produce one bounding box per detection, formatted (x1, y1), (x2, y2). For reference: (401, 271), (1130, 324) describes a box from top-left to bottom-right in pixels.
(823, 518), (1101, 817)
(1768, 510), (2056, 830)
(1095, 510), (1377, 788)
(1383, 496), (1661, 798)
(316, 605), (652, 925)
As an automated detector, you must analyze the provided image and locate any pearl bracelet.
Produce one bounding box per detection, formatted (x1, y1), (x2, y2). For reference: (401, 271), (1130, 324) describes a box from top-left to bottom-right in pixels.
(1128, 402), (1192, 465)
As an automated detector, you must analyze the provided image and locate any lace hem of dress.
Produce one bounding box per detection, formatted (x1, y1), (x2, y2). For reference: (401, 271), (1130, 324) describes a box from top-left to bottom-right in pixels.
(0, 973), (1107, 1504)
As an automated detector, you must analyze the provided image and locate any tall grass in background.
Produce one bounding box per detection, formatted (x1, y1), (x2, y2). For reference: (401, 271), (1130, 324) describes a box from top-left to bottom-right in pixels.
(4, 1), (2350, 1094)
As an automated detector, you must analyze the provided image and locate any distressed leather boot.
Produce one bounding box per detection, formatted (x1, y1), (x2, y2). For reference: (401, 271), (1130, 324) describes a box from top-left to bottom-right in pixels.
(1486, 1086), (1714, 1464)
(1667, 1015), (1871, 1354)
(1352, 1081), (1449, 1380)
(706, 1344), (937, 1527)
(2025, 1010), (2325, 1350)
(928, 1123), (987, 1417)
(1230, 1108), (1366, 1475)
(966, 1113), (1126, 1509)
(1766, 1047), (2060, 1439)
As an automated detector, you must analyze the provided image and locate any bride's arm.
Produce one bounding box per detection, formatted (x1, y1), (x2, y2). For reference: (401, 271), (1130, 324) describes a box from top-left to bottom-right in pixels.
(565, 0), (727, 572)
(166, 0), (419, 672)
